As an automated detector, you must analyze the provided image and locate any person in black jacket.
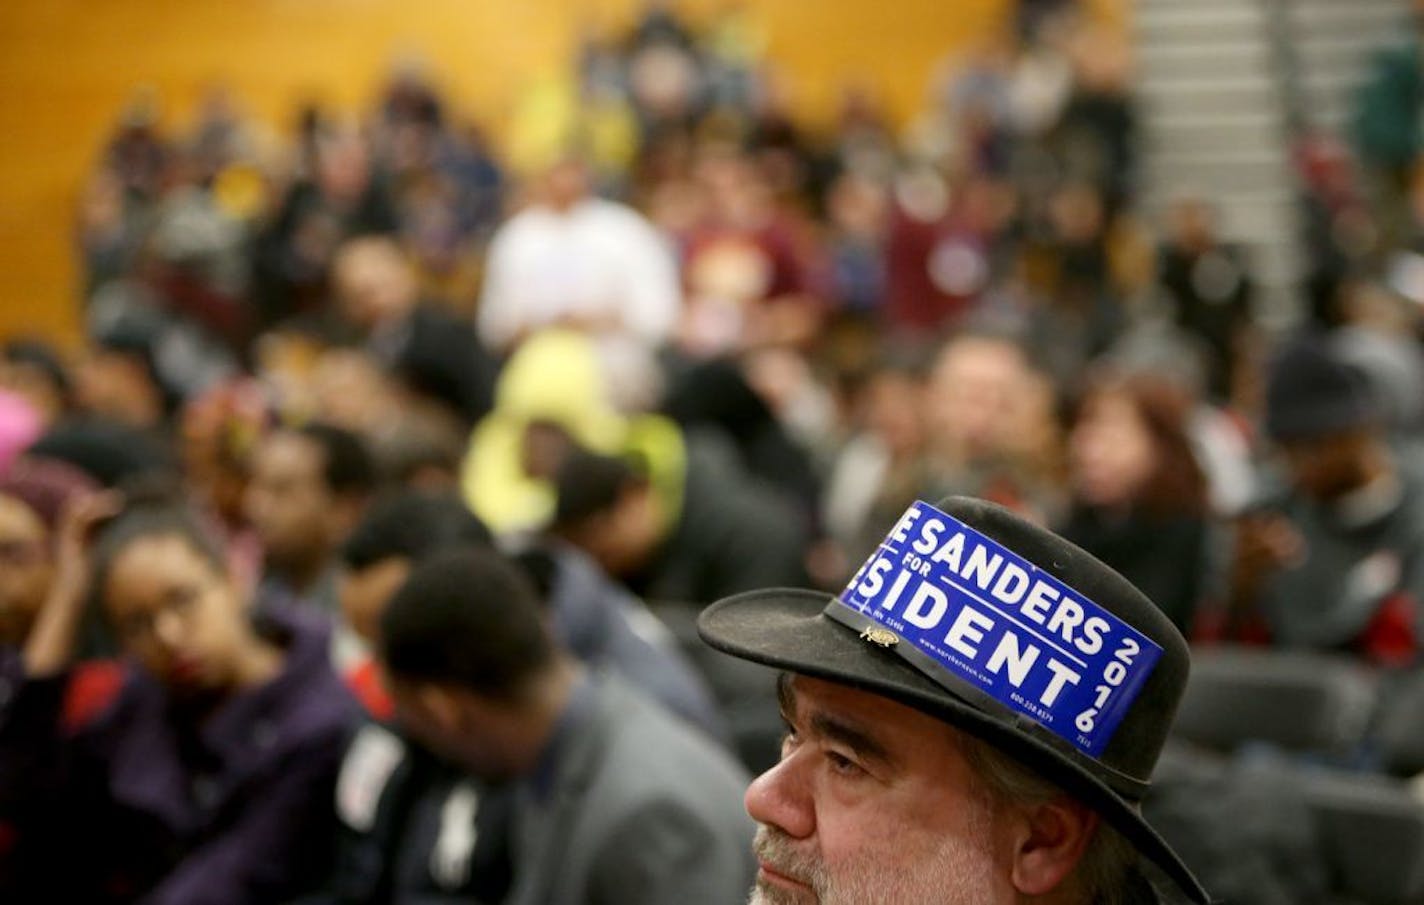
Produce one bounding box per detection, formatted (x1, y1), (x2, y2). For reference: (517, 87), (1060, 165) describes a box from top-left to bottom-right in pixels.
(550, 435), (809, 607)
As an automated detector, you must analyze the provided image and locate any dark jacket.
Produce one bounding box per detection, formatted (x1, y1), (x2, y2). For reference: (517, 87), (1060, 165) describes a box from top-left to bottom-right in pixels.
(631, 430), (808, 606)
(0, 608), (359, 904)
(1260, 455), (1424, 664)
(1061, 506), (1212, 636)
(310, 725), (515, 905)
(1157, 242), (1252, 401)
(371, 303), (498, 424)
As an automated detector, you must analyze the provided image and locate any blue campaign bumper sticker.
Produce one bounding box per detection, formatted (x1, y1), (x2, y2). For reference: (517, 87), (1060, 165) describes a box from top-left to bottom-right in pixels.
(833, 501), (1162, 757)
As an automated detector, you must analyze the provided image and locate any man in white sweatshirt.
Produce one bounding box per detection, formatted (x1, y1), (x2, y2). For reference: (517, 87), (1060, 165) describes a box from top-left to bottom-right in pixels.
(477, 156), (681, 354)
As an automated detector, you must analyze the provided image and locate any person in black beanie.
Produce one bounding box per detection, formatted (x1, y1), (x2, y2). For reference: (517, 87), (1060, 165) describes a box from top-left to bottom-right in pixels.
(1226, 336), (1424, 664)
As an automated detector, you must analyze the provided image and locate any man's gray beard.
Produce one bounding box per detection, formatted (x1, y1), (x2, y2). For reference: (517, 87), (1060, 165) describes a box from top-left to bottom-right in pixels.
(747, 820), (999, 905)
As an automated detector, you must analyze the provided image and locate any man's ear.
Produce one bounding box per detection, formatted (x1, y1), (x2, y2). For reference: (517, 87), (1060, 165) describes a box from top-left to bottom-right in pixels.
(1008, 797), (1100, 896)
(416, 683), (465, 733)
(330, 493), (369, 540)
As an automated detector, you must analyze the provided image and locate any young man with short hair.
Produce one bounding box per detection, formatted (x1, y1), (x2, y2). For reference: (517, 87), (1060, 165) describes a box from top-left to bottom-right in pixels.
(245, 422), (377, 615)
(326, 547), (754, 905)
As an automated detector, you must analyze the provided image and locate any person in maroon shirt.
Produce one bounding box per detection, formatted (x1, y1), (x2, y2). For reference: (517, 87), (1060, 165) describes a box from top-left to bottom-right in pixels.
(678, 147), (824, 355)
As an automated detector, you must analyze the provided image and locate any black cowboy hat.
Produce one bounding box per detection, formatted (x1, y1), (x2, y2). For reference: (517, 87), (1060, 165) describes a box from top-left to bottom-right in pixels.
(698, 495), (1210, 903)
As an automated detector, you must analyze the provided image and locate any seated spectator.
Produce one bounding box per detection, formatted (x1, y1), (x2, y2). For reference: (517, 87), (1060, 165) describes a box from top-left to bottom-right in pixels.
(79, 285), (238, 433)
(0, 457), (99, 653)
(0, 391), (43, 477)
(1225, 337), (1424, 664)
(245, 423), (377, 623)
(677, 146), (824, 356)
(253, 120), (398, 328)
(0, 500), (357, 904)
(304, 345), (405, 437)
(1060, 372), (1214, 634)
(882, 165), (998, 338)
(76, 310), (169, 430)
(477, 153), (681, 354)
(330, 235), (497, 424)
(551, 444), (807, 606)
(365, 399), (469, 492)
(460, 328), (675, 535)
(924, 328), (1065, 521)
(0, 339), (74, 429)
(319, 548), (752, 904)
(27, 413), (180, 489)
(335, 491), (493, 716)
(1156, 195), (1253, 403)
(0, 457), (110, 891)
(661, 355), (823, 533)
(337, 489), (725, 739)
(821, 348), (939, 568)
(1328, 278), (1424, 437)
(822, 169), (889, 317)
(177, 379), (270, 587)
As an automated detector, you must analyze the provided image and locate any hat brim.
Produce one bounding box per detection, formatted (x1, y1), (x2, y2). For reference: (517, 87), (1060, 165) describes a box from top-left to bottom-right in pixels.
(699, 587), (1211, 904)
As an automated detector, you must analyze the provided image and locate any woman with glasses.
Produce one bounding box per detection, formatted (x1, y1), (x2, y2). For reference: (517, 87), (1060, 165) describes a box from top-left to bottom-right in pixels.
(0, 496), (358, 904)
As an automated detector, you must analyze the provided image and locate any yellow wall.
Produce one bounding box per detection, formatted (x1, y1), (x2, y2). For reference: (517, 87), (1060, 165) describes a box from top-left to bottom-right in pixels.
(0, 0), (1039, 345)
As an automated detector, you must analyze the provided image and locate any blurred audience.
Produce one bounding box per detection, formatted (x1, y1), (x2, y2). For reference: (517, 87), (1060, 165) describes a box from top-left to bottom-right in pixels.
(9, 2), (1424, 900)
(336, 489), (724, 739)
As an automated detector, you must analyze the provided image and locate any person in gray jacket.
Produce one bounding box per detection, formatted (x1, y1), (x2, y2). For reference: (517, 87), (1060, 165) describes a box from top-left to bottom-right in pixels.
(325, 546), (755, 905)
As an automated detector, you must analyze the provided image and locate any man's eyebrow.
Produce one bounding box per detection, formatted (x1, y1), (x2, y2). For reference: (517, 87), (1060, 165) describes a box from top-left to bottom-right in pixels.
(777, 674), (896, 768)
(808, 711), (894, 767)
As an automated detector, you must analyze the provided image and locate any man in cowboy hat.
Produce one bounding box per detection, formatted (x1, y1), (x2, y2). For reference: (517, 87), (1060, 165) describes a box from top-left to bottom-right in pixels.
(698, 496), (1210, 904)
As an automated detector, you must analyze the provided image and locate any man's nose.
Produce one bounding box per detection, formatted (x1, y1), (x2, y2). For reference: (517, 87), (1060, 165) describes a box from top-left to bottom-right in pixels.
(744, 748), (815, 840)
(153, 608), (186, 650)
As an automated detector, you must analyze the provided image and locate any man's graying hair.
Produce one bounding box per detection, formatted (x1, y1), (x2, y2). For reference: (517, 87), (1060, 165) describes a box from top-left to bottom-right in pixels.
(957, 733), (1139, 905)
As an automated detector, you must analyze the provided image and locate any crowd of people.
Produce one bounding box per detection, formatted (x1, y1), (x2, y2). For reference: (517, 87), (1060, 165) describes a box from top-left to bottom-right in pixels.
(4, 0), (1424, 900)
